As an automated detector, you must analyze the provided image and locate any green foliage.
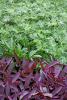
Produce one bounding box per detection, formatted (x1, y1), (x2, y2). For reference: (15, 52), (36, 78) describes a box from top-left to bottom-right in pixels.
(0, 0), (67, 63)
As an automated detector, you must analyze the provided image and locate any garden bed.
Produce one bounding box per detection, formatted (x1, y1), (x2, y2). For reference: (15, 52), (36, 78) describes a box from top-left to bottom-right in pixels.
(0, 54), (67, 100)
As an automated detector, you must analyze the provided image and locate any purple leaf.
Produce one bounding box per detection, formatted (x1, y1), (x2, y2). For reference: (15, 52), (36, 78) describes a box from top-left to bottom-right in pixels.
(54, 65), (62, 78)
(52, 86), (62, 96)
(45, 61), (60, 68)
(63, 66), (67, 73)
(19, 91), (29, 100)
(5, 82), (10, 96)
(12, 72), (20, 83)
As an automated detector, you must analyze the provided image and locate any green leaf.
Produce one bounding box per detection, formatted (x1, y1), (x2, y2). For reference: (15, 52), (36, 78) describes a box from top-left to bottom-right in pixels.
(29, 50), (37, 58)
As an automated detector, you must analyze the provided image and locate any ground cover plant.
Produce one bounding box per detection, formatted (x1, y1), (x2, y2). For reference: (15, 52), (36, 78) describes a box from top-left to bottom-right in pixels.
(0, 54), (67, 100)
(0, 0), (67, 63)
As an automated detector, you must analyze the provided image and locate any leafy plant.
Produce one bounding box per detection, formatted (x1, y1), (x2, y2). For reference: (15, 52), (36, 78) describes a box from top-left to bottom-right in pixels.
(0, 54), (67, 100)
(0, 0), (67, 63)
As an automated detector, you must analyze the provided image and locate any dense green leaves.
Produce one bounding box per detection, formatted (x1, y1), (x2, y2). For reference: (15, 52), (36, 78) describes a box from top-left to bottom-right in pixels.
(0, 0), (67, 63)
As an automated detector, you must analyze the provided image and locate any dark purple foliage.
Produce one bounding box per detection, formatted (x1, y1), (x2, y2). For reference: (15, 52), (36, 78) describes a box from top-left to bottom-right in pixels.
(0, 55), (67, 100)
